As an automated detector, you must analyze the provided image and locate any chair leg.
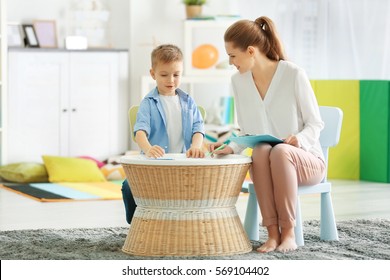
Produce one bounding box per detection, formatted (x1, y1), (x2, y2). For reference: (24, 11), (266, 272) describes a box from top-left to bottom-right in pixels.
(320, 192), (339, 241)
(294, 197), (304, 246)
(244, 183), (260, 241)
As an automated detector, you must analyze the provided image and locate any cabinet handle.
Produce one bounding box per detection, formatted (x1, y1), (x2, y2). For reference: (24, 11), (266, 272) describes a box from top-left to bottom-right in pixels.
(62, 109), (68, 112)
(72, 108), (77, 112)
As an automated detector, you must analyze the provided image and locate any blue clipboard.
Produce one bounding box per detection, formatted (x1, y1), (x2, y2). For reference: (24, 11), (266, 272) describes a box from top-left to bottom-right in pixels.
(229, 134), (283, 148)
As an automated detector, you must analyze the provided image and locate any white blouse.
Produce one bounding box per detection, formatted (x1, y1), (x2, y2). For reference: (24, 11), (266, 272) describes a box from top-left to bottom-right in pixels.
(230, 60), (324, 159)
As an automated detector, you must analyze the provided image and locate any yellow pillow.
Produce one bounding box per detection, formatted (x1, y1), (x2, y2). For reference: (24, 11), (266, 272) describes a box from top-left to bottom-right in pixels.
(100, 164), (126, 180)
(42, 155), (106, 182)
(0, 162), (49, 183)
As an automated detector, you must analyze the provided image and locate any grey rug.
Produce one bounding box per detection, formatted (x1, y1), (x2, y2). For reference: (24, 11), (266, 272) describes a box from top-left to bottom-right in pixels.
(1, 219), (389, 260)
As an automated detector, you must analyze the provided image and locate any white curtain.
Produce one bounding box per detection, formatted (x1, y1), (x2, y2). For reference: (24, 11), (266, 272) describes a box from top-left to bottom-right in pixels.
(240, 0), (390, 79)
(274, 0), (329, 78)
(326, 0), (390, 79)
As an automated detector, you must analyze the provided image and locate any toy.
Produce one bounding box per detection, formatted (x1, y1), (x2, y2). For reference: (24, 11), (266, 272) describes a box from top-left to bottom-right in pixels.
(192, 44), (219, 69)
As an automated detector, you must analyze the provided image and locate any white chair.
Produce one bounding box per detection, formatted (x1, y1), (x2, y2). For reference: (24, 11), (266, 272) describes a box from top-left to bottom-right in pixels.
(243, 106), (343, 246)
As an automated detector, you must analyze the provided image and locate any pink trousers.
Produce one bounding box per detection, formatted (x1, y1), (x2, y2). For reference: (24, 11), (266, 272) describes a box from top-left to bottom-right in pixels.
(250, 143), (326, 228)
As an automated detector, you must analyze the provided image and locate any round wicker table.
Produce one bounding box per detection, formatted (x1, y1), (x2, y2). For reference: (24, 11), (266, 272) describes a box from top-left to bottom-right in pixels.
(120, 153), (252, 257)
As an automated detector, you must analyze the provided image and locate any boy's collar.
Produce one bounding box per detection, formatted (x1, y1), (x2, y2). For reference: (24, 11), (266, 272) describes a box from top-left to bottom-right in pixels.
(148, 87), (188, 101)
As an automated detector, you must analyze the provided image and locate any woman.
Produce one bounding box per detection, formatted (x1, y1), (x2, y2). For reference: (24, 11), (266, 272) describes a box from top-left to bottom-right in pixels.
(211, 16), (326, 253)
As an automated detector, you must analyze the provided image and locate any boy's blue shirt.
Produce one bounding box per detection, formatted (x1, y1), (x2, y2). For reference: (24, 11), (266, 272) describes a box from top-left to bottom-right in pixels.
(134, 87), (205, 153)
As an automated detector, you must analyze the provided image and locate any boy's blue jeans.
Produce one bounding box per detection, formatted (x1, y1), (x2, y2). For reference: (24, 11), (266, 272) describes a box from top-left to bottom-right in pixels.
(121, 180), (136, 224)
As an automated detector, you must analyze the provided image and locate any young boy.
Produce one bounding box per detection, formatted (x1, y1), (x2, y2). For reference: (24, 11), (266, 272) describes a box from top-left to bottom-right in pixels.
(121, 44), (205, 224)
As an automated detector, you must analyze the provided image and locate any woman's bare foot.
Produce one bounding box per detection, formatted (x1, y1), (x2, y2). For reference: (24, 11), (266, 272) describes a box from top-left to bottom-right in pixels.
(256, 225), (280, 253)
(257, 238), (280, 253)
(276, 227), (297, 253)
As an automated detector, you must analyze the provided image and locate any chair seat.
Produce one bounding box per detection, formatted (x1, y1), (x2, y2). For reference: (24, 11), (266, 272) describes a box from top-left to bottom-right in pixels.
(242, 181), (331, 195)
(298, 182), (331, 195)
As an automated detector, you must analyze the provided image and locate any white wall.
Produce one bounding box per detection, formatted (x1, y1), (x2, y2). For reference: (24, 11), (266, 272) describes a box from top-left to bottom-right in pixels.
(8, 0), (390, 114)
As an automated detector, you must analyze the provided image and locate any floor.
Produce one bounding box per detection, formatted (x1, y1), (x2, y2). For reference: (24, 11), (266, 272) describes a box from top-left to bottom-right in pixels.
(0, 179), (390, 231)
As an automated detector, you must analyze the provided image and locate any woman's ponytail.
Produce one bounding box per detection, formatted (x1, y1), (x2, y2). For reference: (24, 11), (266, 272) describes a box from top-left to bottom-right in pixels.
(254, 16), (285, 61)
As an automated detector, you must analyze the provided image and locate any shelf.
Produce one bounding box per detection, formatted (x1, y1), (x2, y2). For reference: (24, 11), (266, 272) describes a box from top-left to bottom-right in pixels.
(184, 19), (238, 76)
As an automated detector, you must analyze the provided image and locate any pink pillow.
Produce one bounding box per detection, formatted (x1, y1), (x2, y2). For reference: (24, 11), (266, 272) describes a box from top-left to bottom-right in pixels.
(78, 156), (105, 168)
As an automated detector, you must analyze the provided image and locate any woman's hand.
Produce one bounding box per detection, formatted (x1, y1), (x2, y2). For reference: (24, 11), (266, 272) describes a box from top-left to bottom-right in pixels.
(284, 135), (300, 148)
(186, 147), (205, 158)
(146, 145), (165, 158)
(208, 143), (234, 156)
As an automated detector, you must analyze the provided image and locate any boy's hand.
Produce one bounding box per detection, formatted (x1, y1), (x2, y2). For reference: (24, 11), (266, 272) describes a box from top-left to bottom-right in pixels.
(186, 147), (205, 158)
(146, 145), (165, 158)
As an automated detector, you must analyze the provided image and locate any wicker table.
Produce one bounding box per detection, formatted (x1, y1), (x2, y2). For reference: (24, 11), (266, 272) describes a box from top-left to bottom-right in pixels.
(120, 153), (252, 256)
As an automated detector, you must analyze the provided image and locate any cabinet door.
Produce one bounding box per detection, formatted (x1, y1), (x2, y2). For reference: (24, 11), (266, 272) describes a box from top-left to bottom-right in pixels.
(7, 51), (69, 163)
(68, 52), (124, 160)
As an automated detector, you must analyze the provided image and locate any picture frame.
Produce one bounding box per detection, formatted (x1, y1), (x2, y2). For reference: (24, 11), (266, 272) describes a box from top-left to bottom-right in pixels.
(33, 20), (58, 48)
(22, 24), (39, 47)
(7, 23), (24, 47)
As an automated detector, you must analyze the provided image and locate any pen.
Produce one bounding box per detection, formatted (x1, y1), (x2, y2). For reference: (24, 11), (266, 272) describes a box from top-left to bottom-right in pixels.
(206, 144), (227, 156)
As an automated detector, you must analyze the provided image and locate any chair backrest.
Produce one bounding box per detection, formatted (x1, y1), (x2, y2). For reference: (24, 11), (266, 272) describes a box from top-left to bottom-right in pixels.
(197, 105), (207, 121)
(319, 106), (343, 148)
(128, 105), (207, 143)
(318, 106), (343, 180)
(128, 105), (139, 143)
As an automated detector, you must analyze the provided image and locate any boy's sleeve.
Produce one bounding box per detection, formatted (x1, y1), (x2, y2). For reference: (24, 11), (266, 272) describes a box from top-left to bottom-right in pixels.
(134, 100), (151, 137)
(192, 104), (205, 136)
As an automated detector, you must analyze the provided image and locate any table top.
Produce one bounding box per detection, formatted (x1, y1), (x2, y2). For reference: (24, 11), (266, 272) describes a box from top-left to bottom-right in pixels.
(120, 153), (252, 166)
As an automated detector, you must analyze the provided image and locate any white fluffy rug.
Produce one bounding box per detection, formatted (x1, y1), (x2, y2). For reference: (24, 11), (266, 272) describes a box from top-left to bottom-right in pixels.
(1, 219), (389, 260)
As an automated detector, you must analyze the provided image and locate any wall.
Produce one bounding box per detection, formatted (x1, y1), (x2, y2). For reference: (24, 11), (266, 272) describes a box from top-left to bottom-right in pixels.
(7, 0), (258, 113)
(8, 0), (390, 104)
(7, 0), (390, 154)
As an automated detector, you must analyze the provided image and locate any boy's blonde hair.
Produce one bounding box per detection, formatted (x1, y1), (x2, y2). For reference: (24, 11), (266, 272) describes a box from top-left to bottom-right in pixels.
(151, 44), (183, 68)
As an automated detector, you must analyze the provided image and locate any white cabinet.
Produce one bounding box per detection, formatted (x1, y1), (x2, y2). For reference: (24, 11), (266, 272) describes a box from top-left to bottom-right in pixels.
(7, 49), (128, 163)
